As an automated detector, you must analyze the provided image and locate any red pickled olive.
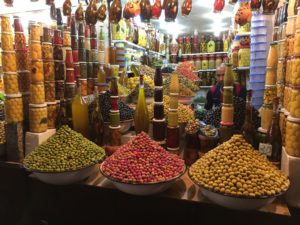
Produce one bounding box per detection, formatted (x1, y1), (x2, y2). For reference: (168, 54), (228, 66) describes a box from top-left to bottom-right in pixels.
(72, 50), (79, 63)
(90, 38), (97, 49)
(111, 97), (119, 111)
(66, 68), (75, 82)
(65, 49), (74, 68)
(13, 16), (23, 32)
(53, 29), (63, 45)
(167, 126), (180, 149)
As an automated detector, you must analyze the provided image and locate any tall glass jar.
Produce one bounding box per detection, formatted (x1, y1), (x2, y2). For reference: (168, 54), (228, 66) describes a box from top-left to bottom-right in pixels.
(215, 54), (222, 68)
(208, 54), (215, 69)
(201, 55), (208, 70)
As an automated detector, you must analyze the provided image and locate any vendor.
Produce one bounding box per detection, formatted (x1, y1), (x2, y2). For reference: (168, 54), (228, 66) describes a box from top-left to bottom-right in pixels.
(205, 63), (247, 110)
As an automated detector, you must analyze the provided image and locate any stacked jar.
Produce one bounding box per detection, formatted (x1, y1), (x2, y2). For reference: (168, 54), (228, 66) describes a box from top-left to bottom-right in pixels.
(109, 76), (120, 131)
(152, 66), (165, 145)
(28, 23), (47, 134)
(77, 22), (87, 96)
(87, 24), (98, 95)
(2, 15), (24, 125)
(71, 16), (80, 84)
(166, 73), (180, 153)
(98, 25), (105, 65)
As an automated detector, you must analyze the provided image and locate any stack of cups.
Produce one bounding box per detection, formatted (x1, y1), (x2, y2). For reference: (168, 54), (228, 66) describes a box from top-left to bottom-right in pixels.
(260, 43), (278, 132)
(167, 73), (180, 153)
(88, 24), (98, 95)
(152, 66), (165, 145)
(2, 15), (24, 125)
(28, 23), (47, 134)
(78, 22), (87, 96)
(42, 25), (57, 130)
(70, 16), (80, 84)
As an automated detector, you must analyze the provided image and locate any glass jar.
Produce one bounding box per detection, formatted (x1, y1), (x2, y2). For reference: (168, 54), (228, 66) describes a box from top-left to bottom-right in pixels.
(232, 47), (239, 68)
(195, 56), (201, 70)
(221, 105), (234, 124)
(208, 54), (215, 69)
(288, 86), (300, 118)
(265, 68), (277, 85)
(287, 35), (295, 57)
(45, 81), (56, 102)
(201, 56), (208, 70)
(279, 109), (287, 146)
(53, 45), (63, 61)
(15, 49), (28, 71)
(15, 32), (26, 50)
(55, 80), (65, 100)
(43, 26), (52, 43)
(54, 61), (65, 80)
(43, 60), (55, 81)
(63, 31), (71, 47)
(273, 26), (279, 41)
(29, 104), (48, 133)
(30, 83), (45, 104)
(283, 85), (291, 109)
(154, 103), (164, 120)
(294, 30), (300, 57)
(263, 85), (277, 105)
(297, 7), (300, 29)
(1, 16), (11, 32)
(291, 57), (300, 86)
(238, 46), (250, 67)
(78, 79), (87, 96)
(277, 59), (285, 83)
(42, 42), (53, 60)
(30, 24), (41, 41)
(2, 51), (17, 72)
(267, 43), (278, 68)
(286, 15), (297, 36)
(215, 54), (222, 68)
(3, 72), (19, 95)
(168, 110), (179, 127)
(47, 102), (57, 129)
(277, 83), (284, 105)
(1, 32), (14, 51)
(285, 116), (300, 157)
(53, 29), (63, 45)
(65, 82), (76, 98)
(224, 63), (233, 86)
(281, 22), (287, 40)
(260, 104), (273, 130)
(18, 71), (30, 93)
(223, 87), (233, 104)
(278, 39), (287, 58)
(5, 94), (24, 123)
(166, 126), (180, 150)
(30, 60), (44, 83)
(262, 0), (279, 15)
(153, 119), (166, 142)
(286, 57), (292, 84)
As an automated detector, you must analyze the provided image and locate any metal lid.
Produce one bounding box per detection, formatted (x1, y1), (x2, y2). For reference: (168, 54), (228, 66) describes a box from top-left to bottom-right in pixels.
(287, 116), (300, 123)
(29, 103), (47, 108)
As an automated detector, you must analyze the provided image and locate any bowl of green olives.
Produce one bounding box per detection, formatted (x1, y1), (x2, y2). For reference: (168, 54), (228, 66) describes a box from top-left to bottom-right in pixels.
(198, 125), (219, 152)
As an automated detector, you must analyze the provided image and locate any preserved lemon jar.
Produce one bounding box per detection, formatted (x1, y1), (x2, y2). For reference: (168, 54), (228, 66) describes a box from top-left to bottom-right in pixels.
(3, 72), (20, 94)
(291, 57), (300, 86)
(5, 94), (24, 123)
(47, 102), (57, 129)
(30, 41), (42, 60)
(263, 85), (277, 105)
(30, 24), (41, 41)
(42, 42), (53, 60)
(260, 104), (273, 130)
(238, 46), (250, 67)
(43, 60), (55, 81)
(16, 49), (29, 71)
(30, 83), (45, 104)
(266, 43), (278, 68)
(294, 30), (300, 57)
(285, 116), (300, 157)
(277, 83), (284, 105)
(63, 31), (71, 46)
(1, 32), (14, 51)
(283, 85), (291, 110)
(30, 60), (44, 82)
(288, 87), (300, 118)
(2, 51), (17, 72)
(277, 59), (285, 83)
(279, 109), (287, 146)
(29, 104), (48, 133)
(265, 68), (277, 85)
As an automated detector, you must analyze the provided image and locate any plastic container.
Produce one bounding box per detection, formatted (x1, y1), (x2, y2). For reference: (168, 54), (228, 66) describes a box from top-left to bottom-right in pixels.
(250, 59), (266, 67)
(251, 20), (266, 27)
(251, 26), (267, 36)
(250, 81), (265, 90)
(252, 90), (264, 98)
(251, 42), (268, 51)
(29, 103), (48, 133)
(252, 96), (263, 106)
(265, 68), (276, 85)
(250, 73), (265, 82)
(250, 50), (267, 59)
(285, 116), (300, 157)
(250, 66), (266, 74)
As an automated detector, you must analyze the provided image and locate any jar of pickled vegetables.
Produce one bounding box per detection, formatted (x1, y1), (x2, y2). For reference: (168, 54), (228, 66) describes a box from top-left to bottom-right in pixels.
(44, 81), (56, 102)
(279, 109), (287, 146)
(278, 39), (287, 58)
(273, 27), (279, 41)
(238, 46), (250, 68)
(286, 16), (297, 36)
(263, 85), (277, 105)
(288, 86), (300, 118)
(295, 30), (300, 57)
(277, 83), (284, 105)
(208, 54), (215, 69)
(30, 83), (45, 104)
(232, 47), (239, 68)
(285, 116), (300, 157)
(63, 31), (71, 47)
(201, 56), (208, 70)
(3, 72), (20, 94)
(30, 60), (44, 83)
(30, 24), (41, 41)
(55, 80), (65, 100)
(195, 56), (201, 70)
(15, 32), (26, 50)
(42, 42), (53, 60)
(277, 59), (285, 83)
(78, 79), (87, 96)
(154, 103), (164, 120)
(291, 57), (300, 86)
(43, 60), (55, 81)
(260, 104), (273, 130)
(297, 7), (300, 30)
(1, 32), (14, 51)
(16, 49), (29, 71)
(265, 68), (277, 85)
(30, 41), (42, 60)
(43, 26), (52, 43)
(2, 51), (17, 72)
(54, 61), (65, 80)
(215, 54), (222, 68)
(5, 94), (24, 123)
(283, 85), (291, 110)
(29, 103), (48, 133)
(286, 57), (292, 84)
(18, 71), (30, 93)
(1, 15), (12, 32)
(53, 45), (63, 60)
(281, 22), (287, 40)
(267, 43), (278, 69)
(47, 102), (57, 129)
(287, 36), (294, 57)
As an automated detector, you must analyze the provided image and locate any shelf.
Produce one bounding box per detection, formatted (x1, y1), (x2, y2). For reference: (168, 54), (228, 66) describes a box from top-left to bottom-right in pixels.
(194, 69), (217, 73)
(149, 50), (164, 56)
(235, 32), (251, 37)
(181, 52), (227, 57)
(199, 86), (212, 89)
(233, 67), (250, 71)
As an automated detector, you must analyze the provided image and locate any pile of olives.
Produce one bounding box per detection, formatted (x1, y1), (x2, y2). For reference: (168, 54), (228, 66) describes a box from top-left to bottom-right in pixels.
(23, 126), (105, 172)
(189, 135), (289, 198)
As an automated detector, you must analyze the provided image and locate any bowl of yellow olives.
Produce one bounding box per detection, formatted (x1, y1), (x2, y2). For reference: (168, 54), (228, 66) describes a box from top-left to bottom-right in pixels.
(189, 135), (290, 210)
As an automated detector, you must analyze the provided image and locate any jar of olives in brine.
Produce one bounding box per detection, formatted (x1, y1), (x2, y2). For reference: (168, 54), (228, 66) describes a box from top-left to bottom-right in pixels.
(5, 94), (24, 123)
(30, 83), (45, 104)
(29, 104), (48, 133)
(285, 116), (300, 157)
(3, 72), (20, 94)
(47, 102), (57, 129)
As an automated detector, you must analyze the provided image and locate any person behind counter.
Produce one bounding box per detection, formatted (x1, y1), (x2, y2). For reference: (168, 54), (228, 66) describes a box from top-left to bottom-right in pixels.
(205, 63), (247, 110)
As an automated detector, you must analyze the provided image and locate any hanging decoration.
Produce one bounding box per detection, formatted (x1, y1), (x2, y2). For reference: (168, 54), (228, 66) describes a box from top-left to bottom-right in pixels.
(75, 3), (85, 22)
(109, 0), (122, 24)
(140, 0), (152, 23)
(235, 1), (251, 26)
(181, 0), (192, 16)
(133, 0), (141, 16)
(63, 0), (72, 16)
(46, 0), (54, 5)
(213, 0), (225, 13)
(165, 0), (178, 22)
(151, 0), (162, 19)
(250, 0), (262, 11)
(262, 0), (279, 15)
(97, 1), (107, 22)
(123, 0), (136, 20)
(85, 0), (98, 25)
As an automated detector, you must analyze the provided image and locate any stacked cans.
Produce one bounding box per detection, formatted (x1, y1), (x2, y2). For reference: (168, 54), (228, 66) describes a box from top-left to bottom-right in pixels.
(152, 66), (165, 144)
(166, 73), (180, 153)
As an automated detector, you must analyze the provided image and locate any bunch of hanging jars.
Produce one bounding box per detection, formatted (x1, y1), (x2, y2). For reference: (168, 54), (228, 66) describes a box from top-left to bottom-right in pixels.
(166, 73), (180, 154)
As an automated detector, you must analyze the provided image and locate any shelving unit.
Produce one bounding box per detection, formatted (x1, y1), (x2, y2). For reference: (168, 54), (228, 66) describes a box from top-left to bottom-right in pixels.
(181, 52), (228, 57)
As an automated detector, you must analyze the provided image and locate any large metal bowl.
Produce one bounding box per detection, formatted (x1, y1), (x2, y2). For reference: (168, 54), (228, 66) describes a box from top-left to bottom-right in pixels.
(100, 163), (186, 196)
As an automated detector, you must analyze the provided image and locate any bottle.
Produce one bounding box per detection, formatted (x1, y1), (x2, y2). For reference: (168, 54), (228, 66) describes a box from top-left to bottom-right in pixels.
(260, 97), (282, 168)
(72, 86), (89, 138)
(215, 35), (223, 52)
(90, 88), (104, 146)
(134, 70), (149, 134)
(242, 90), (256, 148)
(207, 35), (215, 53)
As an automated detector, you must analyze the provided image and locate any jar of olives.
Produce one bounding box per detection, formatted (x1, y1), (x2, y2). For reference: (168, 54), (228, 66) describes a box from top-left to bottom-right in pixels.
(29, 24), (41, 41)
(18, 71), (30, 93)
(2, 51), (17, 72)
(30, 83), (45, 104)
(16, 49), (29, 71)
(29, 104), (48, 133)
(43, 60), (55, 81)
(288, 86), (300, 118)
(261, 104), (273, 130)
(263, 85), (277, 105)
(29, 41), (42, 60)
(201, 56), (208, 70)
(208, 54), (215, 69)
(1, 32), (14, 51)
(5, 94), (24, 123)
(47, 102), (57, 129)
(42, 42), (53, 60)
(285, 116), (300, 157)
(15, 32), (26, 50)
(3, 72), (20, 94)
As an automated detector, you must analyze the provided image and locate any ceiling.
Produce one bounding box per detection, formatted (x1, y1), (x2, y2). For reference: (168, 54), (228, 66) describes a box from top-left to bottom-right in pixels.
(0, 0), (235, 36)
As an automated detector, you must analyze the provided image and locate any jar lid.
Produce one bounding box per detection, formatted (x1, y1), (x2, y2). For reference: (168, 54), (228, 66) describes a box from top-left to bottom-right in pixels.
(287, 116), (300, 123)
(109, 125), (121, 129)
(65, 82), (76, 85)
(288, 15), (298, 19)
(265, 84), (276, 88)
(110, 96), (119, 99)
(2, 50), (15, 54)
(167, 147), (180, 151)
(79, 61), (87, 64)
(78, 78), (87, 82)
(29, 103), (47, 108)
(32, 59), (43, 62)
(30, 40), (41, 44)
(42, 42), (52, 45)
(5, 93), (22, 98)
(56, 80), (65, 83)
(153, 118), (166, 123)
(223, 86), (233, 90)
(66, 68), (74, 71)
(154, 101), (164, 105)
(110, 110), (120, 114)
(1, 31), (13, 35)
(96, 83), (109, 87)
(46, 102), (57, 105)
(262, 103), (273, 109)
(154, 86), (163, 90)
(220, 121), (234, 126)
(258, 127), (267, 133)
(169, 93), (179, 96)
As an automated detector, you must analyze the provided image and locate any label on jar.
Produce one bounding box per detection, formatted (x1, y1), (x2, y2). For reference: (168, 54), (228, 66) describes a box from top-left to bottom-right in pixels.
(259, 143), (272, 157)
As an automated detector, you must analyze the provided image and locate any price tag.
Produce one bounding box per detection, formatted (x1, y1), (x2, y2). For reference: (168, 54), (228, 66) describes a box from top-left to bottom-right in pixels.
(259, 143), (272, 157)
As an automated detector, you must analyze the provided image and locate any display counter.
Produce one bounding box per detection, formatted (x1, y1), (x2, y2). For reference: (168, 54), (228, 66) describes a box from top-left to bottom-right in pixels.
(0, 161), (299, 225)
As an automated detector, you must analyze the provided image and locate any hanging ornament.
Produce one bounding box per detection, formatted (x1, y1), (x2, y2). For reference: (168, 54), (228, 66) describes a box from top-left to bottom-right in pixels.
(228, 0), (237, 4)
(45, 0), (53, 5)
(133, 0), (141, 16)
(4, 0), (13, 7)
(152, 0), (162, 19)
(85, 0), (98, 25)
(75, 3), (84, 22)
(213, 0), (225, 13)
(50, 2), (57, 20)
(165, 0), (178, 22)
(235, 2), (251, 26)
(123, 0), (136, 20)
(250, 0), (262, 11)
(63, 0), (72, 16)
(109, 0), (122, 24)
(262, 0), (279, 15)
(140, 0), (152, 23)
(97, 1), (107, 22)
(181, 0), (192, 16)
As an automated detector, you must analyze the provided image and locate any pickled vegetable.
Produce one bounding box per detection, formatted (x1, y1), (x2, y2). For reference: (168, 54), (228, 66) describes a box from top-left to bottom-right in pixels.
(30, 84), (45, 104)
(29, 104), (48, 133)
